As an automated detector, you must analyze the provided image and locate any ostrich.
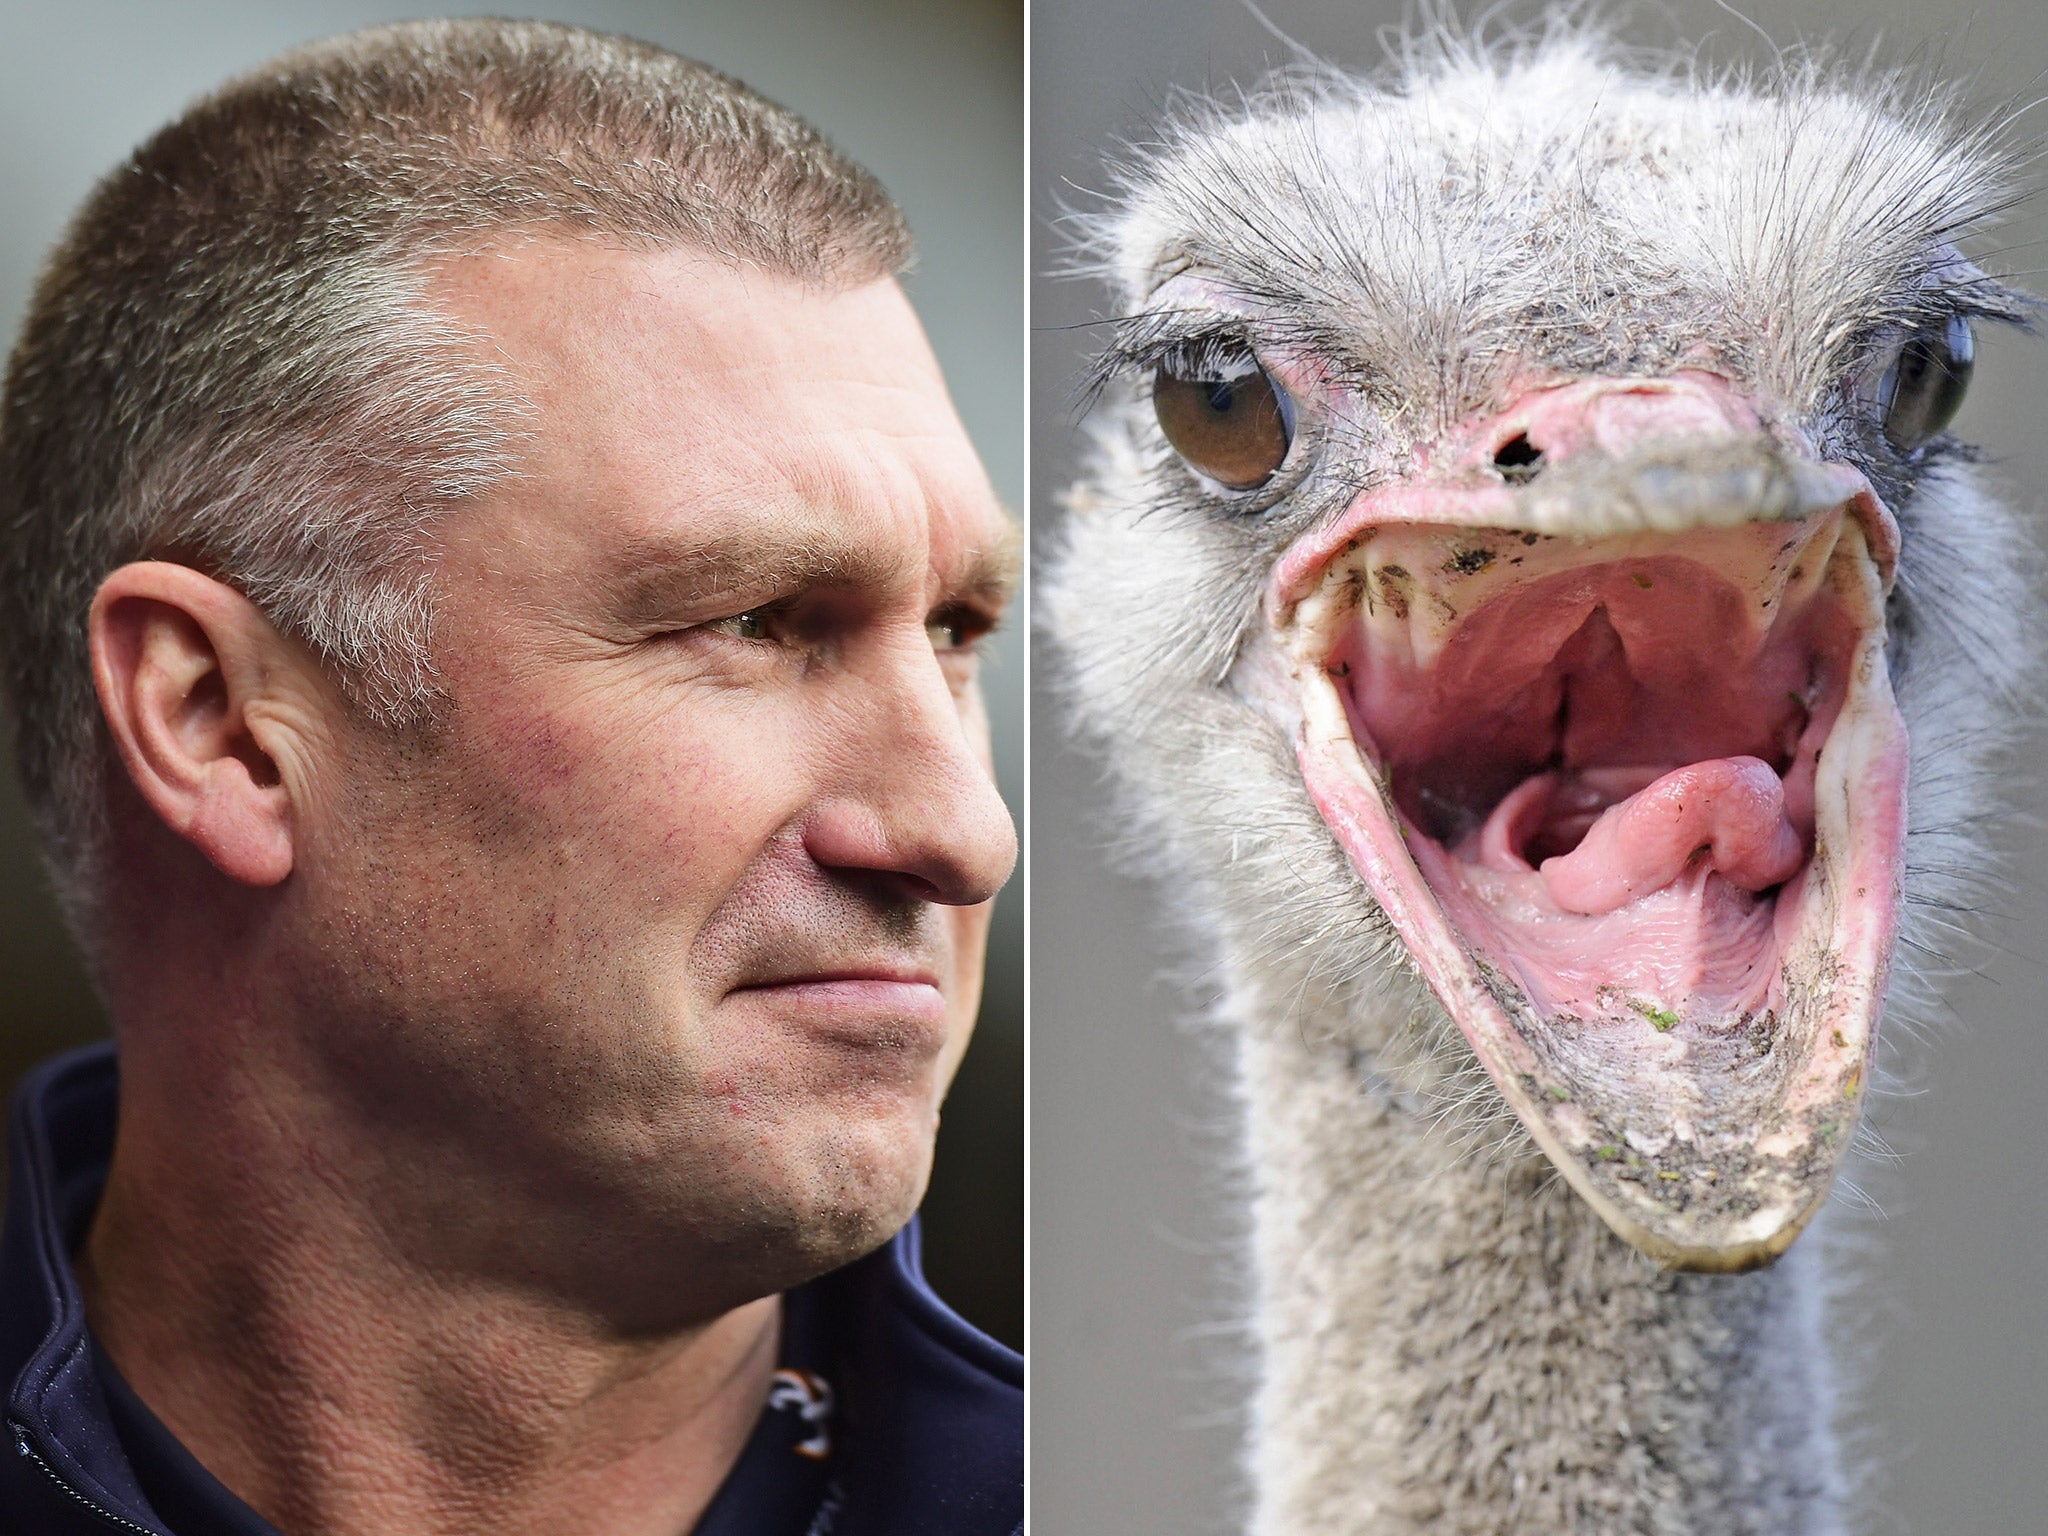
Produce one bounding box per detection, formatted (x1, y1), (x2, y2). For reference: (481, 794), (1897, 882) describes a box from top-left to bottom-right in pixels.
(1045, 21), (2037, 1536)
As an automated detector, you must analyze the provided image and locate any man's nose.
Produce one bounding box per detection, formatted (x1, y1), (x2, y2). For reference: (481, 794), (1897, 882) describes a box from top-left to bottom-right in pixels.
(799, 641), (1017, 907)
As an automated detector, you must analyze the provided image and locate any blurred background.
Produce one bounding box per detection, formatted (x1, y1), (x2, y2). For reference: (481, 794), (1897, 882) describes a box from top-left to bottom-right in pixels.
(1033, 1), (2048, 1531)
(0, 0), (1021, 1348)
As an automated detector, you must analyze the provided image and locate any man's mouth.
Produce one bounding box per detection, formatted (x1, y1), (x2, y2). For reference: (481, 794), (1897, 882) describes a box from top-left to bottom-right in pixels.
(729, 963), (952, 1041)
(1269, 405), (1905, 1271)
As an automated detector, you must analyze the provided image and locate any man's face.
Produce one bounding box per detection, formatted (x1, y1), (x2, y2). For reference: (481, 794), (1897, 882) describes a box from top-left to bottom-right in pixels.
(285, 245), (1016, 1315)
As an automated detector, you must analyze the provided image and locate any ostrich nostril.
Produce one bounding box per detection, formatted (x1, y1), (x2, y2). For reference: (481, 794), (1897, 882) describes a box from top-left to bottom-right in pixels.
(1494, 433), (1544, 484)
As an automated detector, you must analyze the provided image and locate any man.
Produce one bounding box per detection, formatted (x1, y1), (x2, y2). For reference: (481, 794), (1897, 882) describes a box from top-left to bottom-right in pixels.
(0, 18), (1019, 1536)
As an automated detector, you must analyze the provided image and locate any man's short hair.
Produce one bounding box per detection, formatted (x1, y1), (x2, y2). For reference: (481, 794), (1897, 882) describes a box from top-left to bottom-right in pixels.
(0, 18), (913, 925)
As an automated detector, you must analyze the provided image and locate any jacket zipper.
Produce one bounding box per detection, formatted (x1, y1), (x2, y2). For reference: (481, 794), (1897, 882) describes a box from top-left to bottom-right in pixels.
(10, 1423), (162, 1535)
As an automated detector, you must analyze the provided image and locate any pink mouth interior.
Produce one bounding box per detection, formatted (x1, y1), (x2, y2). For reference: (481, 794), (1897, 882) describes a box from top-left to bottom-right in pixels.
(1329, 535), (1864, 1023)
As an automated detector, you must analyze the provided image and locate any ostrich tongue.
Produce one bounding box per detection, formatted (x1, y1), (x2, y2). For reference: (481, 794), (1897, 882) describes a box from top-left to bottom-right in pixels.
(1485, 758), (1805, 915)
(1278, 504), (1905, 1272)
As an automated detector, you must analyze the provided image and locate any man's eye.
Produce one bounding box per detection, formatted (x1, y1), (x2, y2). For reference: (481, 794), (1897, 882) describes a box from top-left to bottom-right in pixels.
(927, 607), (992, 653)
(706, 611), (773, 641)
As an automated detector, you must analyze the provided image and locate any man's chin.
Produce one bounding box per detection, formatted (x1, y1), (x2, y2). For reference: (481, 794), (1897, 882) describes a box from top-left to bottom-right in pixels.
(497, 1119), (934, 1332)
(699, 1117), (936, 1299)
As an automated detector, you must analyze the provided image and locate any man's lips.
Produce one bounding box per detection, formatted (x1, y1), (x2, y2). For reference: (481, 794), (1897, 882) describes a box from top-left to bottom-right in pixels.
(726, 969), (951, 1034)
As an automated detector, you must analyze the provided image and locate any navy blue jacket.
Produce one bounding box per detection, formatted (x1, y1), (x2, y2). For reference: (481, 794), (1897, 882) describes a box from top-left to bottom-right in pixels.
(0, 1045), (1021, 1534)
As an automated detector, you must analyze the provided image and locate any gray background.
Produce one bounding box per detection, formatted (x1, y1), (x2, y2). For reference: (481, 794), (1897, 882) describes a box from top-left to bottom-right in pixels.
(0, 0), (1021, 1347)
(1033, 2), (2048, 1531)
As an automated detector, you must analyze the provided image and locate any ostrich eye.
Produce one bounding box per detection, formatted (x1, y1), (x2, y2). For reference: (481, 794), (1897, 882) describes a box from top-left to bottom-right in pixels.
(1153, 359), (1295, 490)
(1875, 315), (1974, 454)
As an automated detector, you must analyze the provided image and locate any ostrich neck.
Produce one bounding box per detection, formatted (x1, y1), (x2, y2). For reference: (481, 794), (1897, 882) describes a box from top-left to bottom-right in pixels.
(1237, 991), (1846, 1536)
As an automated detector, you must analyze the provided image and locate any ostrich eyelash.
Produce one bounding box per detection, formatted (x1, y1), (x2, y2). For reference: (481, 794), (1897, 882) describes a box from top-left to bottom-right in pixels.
(1884, 260), (2036, 331)
(1080, 316), (1267, 409)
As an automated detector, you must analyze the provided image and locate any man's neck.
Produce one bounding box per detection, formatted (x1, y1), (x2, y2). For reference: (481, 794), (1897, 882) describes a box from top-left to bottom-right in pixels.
(77, 1089), (782, 1536)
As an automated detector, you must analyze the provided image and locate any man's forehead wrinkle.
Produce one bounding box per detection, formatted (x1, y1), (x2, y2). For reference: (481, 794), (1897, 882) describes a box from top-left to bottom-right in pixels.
(748, 411), (1013, 598)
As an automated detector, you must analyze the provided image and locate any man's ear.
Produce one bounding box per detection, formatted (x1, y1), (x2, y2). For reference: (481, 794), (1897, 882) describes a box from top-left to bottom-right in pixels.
(90, 562), (320, 887)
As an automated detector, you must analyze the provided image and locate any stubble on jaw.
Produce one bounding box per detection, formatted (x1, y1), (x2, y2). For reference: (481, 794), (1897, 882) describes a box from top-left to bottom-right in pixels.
(259, 700), (970, 1320)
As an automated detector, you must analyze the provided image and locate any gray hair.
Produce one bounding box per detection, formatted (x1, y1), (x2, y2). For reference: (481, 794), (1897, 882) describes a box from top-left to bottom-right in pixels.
(0, 18), (912, 925)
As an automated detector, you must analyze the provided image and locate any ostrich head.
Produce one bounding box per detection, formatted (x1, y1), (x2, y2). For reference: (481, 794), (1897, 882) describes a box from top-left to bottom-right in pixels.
(1047, 26), (2037, 1272)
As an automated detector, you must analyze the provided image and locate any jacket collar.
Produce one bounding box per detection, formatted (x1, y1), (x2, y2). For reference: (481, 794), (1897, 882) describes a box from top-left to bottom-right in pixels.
(2, 1043), (168, 1530)
(0, 1043), (1020, 1536)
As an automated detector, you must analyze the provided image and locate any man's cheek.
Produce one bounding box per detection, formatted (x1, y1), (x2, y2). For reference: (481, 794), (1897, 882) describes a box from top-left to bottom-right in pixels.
(934, 902), (995, 1079)
(469, 694), (808, 877)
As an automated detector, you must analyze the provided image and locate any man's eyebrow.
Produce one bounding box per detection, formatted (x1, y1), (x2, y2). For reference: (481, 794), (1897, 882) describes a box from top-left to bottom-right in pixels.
(607, 525), (918, 624)
(603, 512), (1020, 624)
(950, 514), (1023, 608)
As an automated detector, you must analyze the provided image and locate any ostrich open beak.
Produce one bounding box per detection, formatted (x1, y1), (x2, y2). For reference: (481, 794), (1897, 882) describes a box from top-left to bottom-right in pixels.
(1272, 373), (1904, 1272)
